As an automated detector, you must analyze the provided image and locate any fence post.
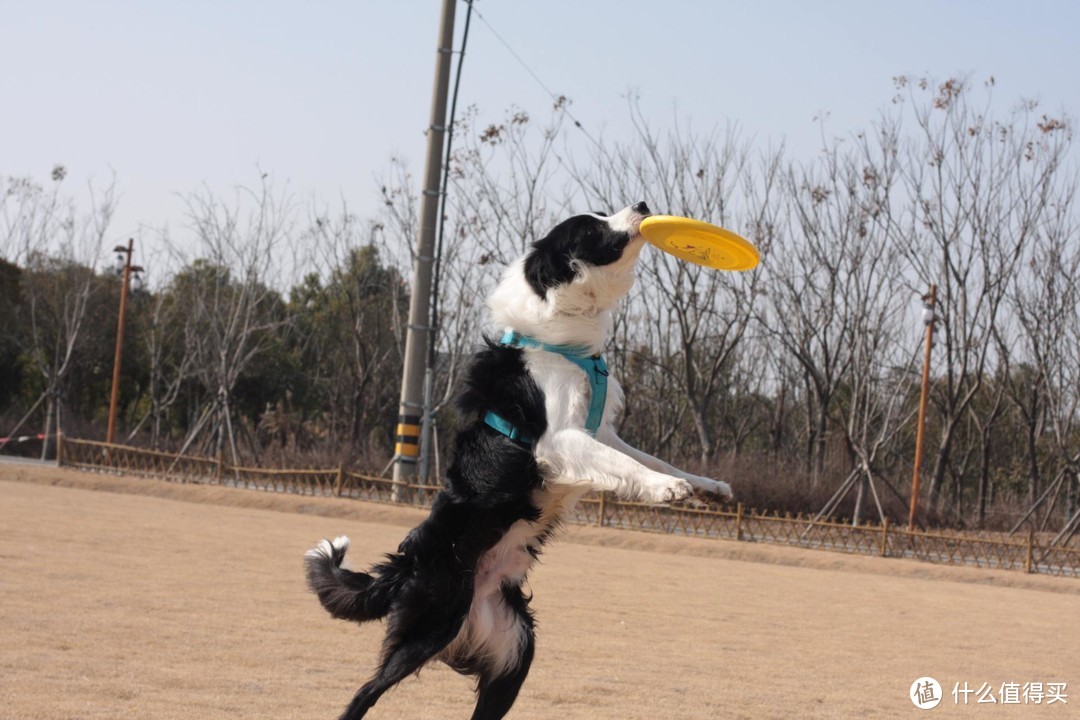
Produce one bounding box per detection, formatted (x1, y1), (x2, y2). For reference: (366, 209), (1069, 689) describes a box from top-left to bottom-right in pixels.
(55, 431), (64, 466)
(880, 518), (889, 557)
(735, 503), (744, 541)
(334, 461), (346, 498)
(1025, 529), (1035, 574)
(597, 491), (606, 527)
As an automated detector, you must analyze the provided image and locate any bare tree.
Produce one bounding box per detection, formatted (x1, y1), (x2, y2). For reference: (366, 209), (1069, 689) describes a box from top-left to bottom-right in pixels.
(608, 298), (689, 456)
(761, 139), (875, 484)
(810, 124), (923, 523)
(1007, 176), (1080, 534)
(123, 249), (196, 447)
(887, 76), (1073, 514)
(303, 203), (408, 454)
(0, 171), (114, 458)
(568, 108), (778, 468)
(968, 366), (1010, 525)
(170, 178), (295, 466)
(449, 104), (570, 266)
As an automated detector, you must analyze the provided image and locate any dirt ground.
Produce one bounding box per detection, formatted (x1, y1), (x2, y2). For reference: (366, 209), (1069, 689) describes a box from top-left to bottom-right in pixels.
(1, 466), (1077, 720)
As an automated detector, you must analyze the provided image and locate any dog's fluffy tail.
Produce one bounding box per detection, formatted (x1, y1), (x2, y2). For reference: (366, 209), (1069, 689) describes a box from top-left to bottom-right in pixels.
(304, 536), (399, 623)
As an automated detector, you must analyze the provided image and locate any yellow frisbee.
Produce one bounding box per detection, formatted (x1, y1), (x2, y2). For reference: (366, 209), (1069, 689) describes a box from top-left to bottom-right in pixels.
(639, 215), (760, 271)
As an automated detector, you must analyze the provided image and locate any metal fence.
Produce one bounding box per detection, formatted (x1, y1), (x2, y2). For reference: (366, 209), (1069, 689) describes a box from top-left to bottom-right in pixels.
(57, 436), (1080, 578)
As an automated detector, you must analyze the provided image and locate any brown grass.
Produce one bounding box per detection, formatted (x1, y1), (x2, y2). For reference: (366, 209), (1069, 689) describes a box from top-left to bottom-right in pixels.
(1, 464), (1076, 719)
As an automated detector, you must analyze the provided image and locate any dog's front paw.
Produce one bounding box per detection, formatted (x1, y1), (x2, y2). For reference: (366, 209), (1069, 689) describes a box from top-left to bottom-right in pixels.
(642, 473), (694, 504)
(691, 477), (733, 502)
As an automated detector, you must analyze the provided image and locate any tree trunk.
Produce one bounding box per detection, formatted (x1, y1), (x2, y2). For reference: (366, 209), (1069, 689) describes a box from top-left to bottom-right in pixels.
(813, 405), (828, 484)
(1026, 416), (1041, 508)
(770, 383), (787, 456)
(927, 438), (951, 516)
(1067, 471), (1078, 525)
(977, 432), (992, 527)
(852, 474), (868, 526)
(690, 403), (712, 470)
(40, 393), (55, 461)
(803, 375), (815, 479)
(976, 459), (989, 528)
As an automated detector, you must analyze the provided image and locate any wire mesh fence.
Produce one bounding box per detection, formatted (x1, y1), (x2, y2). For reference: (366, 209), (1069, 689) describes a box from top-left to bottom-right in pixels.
(58, 437), (1080, 578)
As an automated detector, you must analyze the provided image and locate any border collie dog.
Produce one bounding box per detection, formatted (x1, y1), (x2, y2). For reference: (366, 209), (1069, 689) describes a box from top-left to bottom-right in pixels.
(305, 202), (732, 720)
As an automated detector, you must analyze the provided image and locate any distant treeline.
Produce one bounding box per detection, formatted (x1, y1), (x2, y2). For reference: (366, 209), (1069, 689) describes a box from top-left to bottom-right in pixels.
(2, 77), (1078, 532)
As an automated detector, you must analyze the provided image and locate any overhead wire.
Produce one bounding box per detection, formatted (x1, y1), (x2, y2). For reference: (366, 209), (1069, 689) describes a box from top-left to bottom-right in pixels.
(431, 0), (610, 361)
(424, 0), (619, 476)
(470, 4), (603, 152)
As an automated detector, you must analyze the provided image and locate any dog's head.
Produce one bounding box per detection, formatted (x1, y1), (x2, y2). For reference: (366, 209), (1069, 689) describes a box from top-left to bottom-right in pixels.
(489, 202), (651, 349)
(523, 201), (651, 301)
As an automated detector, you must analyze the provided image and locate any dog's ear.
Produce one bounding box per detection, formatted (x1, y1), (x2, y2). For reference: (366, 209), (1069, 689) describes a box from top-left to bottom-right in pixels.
(523, 223), (577, 298)
(523, 214), (632, 299)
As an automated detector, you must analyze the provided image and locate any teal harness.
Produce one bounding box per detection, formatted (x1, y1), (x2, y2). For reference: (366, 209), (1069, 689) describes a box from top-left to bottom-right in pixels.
(483, 330), (608, 446)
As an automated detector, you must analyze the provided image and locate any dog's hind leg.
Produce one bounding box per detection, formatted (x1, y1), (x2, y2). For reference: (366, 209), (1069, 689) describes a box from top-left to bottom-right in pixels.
(469, 637), (535, 720)
(469, 589), (536, 720)
(339, 598), (468, 720)
(339, 636), (451, 719)
(338, 647), (430, 720)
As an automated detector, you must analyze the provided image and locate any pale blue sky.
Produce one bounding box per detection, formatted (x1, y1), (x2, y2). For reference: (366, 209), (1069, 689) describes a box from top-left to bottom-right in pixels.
(3, 0), (1078, 253)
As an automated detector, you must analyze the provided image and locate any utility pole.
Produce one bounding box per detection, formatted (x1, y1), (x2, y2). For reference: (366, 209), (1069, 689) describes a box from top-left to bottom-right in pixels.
(393, 0), (456, 487)
(107, 238), (143, 446)
(909, 284), (937, 530)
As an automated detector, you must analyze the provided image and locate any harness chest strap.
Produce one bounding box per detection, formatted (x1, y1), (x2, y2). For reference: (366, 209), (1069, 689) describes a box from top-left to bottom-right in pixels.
(483, 331), (608, 445)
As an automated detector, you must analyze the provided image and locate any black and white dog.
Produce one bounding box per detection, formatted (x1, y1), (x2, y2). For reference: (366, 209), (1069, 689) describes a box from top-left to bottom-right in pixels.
(305, 202), (732, 720)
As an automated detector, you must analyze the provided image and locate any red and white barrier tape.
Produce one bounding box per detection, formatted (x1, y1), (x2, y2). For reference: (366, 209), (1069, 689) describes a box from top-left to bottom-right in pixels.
(0, 433), (49, 444)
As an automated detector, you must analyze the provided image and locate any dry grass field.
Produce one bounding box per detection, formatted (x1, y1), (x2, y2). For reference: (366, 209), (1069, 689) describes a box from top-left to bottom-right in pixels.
(1, 465), (1077, 719)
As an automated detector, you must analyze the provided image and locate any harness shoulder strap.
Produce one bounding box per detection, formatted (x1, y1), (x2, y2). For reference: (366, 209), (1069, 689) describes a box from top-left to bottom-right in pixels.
(496, 330), (608, 437)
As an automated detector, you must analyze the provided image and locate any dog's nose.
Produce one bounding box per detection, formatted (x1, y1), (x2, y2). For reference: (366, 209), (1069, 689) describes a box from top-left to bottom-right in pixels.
(632, 201), (650, 216)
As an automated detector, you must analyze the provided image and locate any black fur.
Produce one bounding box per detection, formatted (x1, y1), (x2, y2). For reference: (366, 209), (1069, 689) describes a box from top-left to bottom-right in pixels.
(305, 339), (548, 720)
(307, 203), (654, 719)
(523, 213), (633, 298)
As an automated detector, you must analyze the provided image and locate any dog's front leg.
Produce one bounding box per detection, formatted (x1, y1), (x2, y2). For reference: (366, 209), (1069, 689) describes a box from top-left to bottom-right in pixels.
(535, 429), (693, 503)
(598, 431), (733, 501)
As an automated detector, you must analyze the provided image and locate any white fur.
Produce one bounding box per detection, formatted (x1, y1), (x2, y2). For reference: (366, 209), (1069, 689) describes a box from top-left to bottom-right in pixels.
(488, 204), (732, 504)
(488, 206), (647, 355)
(443, 483), (586, 676)
(442, 518), (539, 674)
(308, 205), (732, 705)
(305, 535), (350, 562)
(452, 205), (732, 680)
(449, 205), (732, 675)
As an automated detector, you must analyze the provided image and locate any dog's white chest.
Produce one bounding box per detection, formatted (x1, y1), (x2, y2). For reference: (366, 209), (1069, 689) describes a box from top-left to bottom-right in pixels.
(523, 352), (625, 447)
(473, 483), (586, 598)
(444, 484), (585, 676)
(474, 522), (538, 599)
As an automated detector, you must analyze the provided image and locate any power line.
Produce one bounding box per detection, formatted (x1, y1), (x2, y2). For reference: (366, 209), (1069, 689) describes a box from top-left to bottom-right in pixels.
(470, 4), (603, 151)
